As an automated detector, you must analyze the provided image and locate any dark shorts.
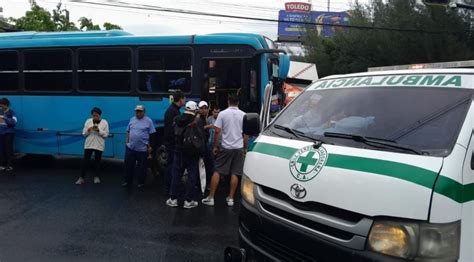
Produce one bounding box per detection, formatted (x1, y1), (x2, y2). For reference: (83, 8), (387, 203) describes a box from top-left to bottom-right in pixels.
(214, 148), (244, 176)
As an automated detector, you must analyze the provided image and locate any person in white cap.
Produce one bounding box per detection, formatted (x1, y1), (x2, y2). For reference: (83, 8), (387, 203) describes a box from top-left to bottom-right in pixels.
(166, 101), (205, 209)
(197, 101), (215, 189)
(123, 105), (156, 188)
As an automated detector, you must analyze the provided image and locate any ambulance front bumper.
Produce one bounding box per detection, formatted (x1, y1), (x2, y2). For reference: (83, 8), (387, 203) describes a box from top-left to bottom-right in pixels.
(239, 200), (404, 262)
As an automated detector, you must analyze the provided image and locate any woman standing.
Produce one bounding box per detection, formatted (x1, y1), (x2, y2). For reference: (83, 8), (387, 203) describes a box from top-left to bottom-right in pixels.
(76, 107), (109, 185)
(0, 98), (17, 172)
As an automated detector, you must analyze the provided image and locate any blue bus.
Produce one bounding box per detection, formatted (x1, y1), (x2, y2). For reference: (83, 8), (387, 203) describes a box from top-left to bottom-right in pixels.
(0, 30), (289, 159)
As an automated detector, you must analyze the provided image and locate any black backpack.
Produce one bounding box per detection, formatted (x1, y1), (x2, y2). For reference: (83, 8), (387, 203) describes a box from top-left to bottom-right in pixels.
(181, 117), (205, 155)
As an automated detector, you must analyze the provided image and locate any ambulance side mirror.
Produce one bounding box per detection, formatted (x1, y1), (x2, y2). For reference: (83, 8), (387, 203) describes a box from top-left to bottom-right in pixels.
(471, 151), (474, 170)
(243, 113), (260, 136)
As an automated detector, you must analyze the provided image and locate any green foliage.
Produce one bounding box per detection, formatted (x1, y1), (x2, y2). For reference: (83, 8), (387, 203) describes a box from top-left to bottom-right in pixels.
(9, 2), (122, 32)
(52, 3), (78, 31)
(10, 2), (56, 31)
(304, 0), (474, 77)
(78, 17), (101, 31)
(103, 22), (122, 30)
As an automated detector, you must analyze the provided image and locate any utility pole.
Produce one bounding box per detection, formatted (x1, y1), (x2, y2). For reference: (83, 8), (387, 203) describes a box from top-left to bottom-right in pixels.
(328, 0), (330, 12)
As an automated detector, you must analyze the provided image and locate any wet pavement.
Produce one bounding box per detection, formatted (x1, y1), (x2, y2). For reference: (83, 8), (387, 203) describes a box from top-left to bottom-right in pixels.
(0, 156), (239, 262)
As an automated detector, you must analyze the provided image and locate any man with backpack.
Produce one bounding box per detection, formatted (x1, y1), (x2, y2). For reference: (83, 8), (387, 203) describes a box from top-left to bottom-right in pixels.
(166, 101), (205, 209)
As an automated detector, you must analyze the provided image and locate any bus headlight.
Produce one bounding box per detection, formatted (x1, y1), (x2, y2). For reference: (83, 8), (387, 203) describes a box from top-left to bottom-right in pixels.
(241, 175), (256, 206)
(368, 220), (460, 260)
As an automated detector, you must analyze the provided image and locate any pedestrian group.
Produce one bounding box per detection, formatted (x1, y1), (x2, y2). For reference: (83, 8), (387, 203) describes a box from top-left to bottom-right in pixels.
(2, 91), (247, 209)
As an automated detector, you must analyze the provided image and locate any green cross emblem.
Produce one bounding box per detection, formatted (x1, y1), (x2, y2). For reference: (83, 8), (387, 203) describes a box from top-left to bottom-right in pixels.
(290, 145), (328, 182)
(297, 151), (318, 172)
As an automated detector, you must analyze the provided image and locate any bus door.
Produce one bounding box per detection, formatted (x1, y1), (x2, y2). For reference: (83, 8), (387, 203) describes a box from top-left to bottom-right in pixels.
(201, 58), (259, 113)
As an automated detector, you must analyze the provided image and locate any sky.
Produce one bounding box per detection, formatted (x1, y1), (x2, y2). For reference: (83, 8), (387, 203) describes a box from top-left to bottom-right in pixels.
(0, 0), (366, 40)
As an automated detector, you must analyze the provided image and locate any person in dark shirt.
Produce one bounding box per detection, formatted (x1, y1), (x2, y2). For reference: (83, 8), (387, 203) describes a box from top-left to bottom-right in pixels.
(166, 101), (205, 209)
(0, 98), (17, 172)
(163, 91), (185, 195)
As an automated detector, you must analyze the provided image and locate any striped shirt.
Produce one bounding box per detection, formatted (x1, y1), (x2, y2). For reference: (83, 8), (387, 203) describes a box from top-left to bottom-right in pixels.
(0, 109), (17, 134)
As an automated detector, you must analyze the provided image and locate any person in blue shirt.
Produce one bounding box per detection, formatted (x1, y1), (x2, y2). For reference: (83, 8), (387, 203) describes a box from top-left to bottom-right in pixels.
(0, 98), (17, 172)
(123, 105), (156, 188)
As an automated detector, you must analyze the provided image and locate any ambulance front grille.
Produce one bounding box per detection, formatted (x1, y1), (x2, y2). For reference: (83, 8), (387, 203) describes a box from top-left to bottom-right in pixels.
(256, 185), (373, 250)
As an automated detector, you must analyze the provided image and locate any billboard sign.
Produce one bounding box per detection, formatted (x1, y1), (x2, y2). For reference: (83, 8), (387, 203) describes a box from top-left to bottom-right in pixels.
(278, 10), (350, 40)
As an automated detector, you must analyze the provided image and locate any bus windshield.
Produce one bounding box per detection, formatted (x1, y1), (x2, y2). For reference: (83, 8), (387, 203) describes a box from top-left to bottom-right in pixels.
(268, 86), (473, 157)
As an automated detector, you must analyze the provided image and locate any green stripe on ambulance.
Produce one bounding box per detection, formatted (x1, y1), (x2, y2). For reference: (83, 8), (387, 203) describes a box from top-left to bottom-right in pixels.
(249, 142), (474, 203)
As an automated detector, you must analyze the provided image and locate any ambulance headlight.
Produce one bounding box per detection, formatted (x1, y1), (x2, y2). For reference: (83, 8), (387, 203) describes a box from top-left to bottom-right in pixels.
(241, 175), (256, 206)
(368, 220), (460, 260)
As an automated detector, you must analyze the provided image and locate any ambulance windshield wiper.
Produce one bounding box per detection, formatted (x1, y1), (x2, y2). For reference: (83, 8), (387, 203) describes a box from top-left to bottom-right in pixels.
(323, 132), (423, 155)
(273, 124), (327, 146)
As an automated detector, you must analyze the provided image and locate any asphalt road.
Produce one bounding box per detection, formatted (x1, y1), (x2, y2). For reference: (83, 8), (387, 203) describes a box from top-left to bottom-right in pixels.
(0, 156), (239, 262)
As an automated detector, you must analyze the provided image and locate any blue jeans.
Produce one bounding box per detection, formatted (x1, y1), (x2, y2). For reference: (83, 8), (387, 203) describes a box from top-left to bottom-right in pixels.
(0, 133), (14, 167)
(164, 145), (175, 194)
(124, 147), (148, 185)
(170, 151), (199, 202)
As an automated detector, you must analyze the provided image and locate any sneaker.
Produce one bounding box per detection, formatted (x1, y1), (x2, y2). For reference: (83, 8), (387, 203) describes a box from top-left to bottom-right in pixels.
(201, 196), (215, 206)
(183, 200), (198, 209)
(93, 177), (101, 184)
(137, 184), (145, 189)
(121, 182), (129, 187)
(0, 166), (5, 171)
(166, 198), (178, 207)
(226, 197), (234, 207)
(6, 166), (13, 172)
(75, 177), (85, 185)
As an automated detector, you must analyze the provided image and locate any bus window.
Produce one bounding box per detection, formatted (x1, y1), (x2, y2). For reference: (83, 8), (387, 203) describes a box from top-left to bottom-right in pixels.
(0, 51), (18, 92)
(78, 48), (131, 93)
(137, 48), (192, 94)
(24, 49), (72, 92)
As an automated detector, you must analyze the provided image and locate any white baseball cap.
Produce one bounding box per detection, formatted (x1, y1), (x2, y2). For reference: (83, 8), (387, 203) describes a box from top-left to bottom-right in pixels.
(134, 105), (145, 111)
(185, 101), (198, 111)
(198, 101), (209, 108)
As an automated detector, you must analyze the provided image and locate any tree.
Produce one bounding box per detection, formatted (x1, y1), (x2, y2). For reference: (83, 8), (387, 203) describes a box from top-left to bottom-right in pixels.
(78, 17), (101, 31)
(9, 2), (122, 32)
(52, 3), (78, 31)
(304, 0), (474, 77)
(10, 2), (56, 31)
(103, 22), (122, 30)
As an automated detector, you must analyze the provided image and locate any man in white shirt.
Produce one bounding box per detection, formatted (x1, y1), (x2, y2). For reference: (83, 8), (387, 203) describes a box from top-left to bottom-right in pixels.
(202, 94), (247, 207)
(75, 107), (109, 185)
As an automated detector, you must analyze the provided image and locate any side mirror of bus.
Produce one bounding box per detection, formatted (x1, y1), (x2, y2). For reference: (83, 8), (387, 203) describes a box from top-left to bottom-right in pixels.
(278, 54), (290, 80)
(243, 113), (260, 136)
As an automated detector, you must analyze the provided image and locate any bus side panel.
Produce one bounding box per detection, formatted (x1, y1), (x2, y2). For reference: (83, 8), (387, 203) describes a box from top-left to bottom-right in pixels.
(16, 95), (169, 160)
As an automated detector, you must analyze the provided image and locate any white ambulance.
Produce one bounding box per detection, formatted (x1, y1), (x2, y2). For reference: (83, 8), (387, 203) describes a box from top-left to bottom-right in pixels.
(238, 69), (474, 261)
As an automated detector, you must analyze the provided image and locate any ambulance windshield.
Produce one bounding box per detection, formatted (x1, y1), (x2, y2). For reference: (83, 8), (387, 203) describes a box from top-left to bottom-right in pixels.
(269, 87), (472, 156)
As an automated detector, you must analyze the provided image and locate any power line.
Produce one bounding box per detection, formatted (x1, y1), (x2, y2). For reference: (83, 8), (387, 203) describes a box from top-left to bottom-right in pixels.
(67, 0), (471, 34)
(44, 0), (276, 27)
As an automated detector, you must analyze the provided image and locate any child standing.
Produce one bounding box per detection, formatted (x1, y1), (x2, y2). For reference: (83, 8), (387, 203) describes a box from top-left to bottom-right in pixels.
(0, 98), (17, 172)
